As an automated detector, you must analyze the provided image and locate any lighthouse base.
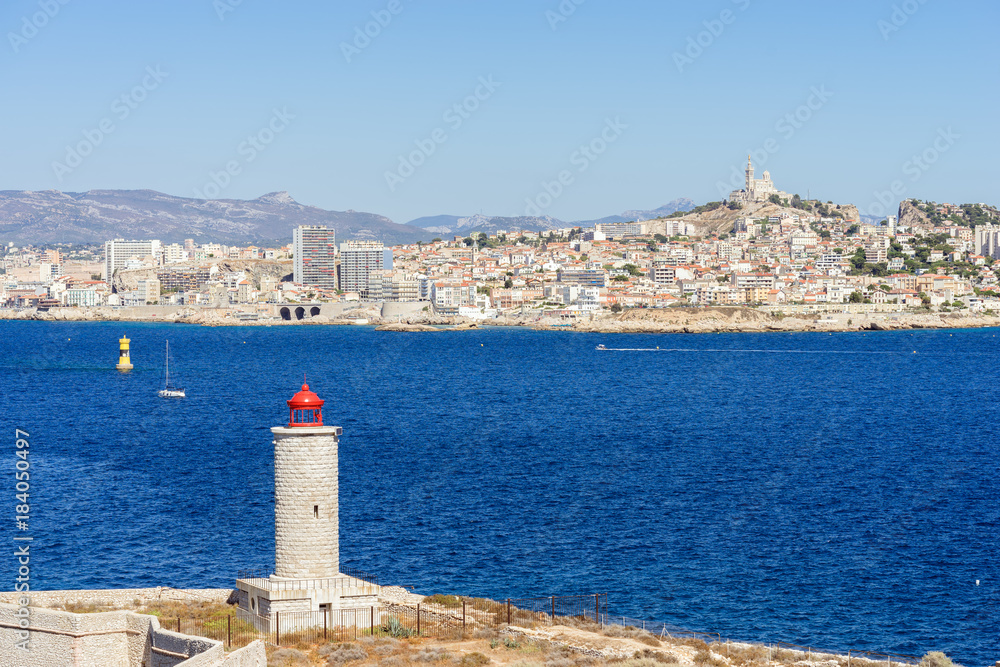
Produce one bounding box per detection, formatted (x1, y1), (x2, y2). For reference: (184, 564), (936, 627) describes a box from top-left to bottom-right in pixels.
(235, 572), (381, 632)
(116, 362), (133, 371)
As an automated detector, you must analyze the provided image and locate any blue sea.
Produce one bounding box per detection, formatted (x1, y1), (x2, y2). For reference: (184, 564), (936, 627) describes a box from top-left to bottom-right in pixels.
(1, 321), (997, 665)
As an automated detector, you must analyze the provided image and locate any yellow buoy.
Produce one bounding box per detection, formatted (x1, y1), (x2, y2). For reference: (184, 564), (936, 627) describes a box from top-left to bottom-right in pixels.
(116, 335), (133, 371)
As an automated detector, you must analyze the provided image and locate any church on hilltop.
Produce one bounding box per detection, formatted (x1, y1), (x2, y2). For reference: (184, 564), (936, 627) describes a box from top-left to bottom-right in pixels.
(729, 156), (791, 205)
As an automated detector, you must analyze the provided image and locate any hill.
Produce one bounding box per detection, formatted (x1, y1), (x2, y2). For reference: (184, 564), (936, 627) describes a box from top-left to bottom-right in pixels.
(897, 199), (999, 231)
(0, 189), (431, 245)
(650, 199), (860, 237)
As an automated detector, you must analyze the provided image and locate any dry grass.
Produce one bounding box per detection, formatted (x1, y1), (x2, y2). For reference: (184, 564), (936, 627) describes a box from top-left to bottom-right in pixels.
(140, 599), (234, 621)
(62, 602), (106, 614)
(424, 595), (463, 609)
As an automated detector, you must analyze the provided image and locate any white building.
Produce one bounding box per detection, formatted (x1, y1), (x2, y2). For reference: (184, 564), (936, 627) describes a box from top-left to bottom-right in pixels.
(340, 241), (386, 297)
(293, 226), (338, 290)
(104, 239), (161, 280)
(729, 156), (791, 205)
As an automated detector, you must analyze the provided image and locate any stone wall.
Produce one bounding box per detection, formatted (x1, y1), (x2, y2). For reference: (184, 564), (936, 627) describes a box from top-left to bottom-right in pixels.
(0, 603), (266, 667)
(272, 426), (340, 579)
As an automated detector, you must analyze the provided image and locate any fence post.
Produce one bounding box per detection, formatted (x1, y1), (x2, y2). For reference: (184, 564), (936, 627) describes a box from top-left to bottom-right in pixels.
(417, 604), (421, 636)
(227, 614), (231, 648)
(371, 607), (375, 636)
(462, 601), (466, 634)
(177, 618), (181, 633)
(276, 612), (280, 647)
(594, 594), (599, 624)
(507, 599), (511, 625)
(324, 609), (328, 641)
(551, 596), (556, 623)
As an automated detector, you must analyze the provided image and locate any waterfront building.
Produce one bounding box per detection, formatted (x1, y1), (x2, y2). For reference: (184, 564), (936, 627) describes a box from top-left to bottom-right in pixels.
(431, 281), (476, 312)
(366, 270), (423, 302)
(157, 266), (214, 292)
(595, 222), (645, 239)
(104, 239), (162, 281)
(975, 224), (1000, 259)
(63, 287), (101, 307)
(293, 225), (338, 290)
(135, 278), (161, 304)
(339, 241), (387, 297)
(558, 268), (607, 287)
(650, 266), (677, 286)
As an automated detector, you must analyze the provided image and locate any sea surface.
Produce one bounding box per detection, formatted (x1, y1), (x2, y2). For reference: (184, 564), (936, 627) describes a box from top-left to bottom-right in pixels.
(1, 321), (997, 665)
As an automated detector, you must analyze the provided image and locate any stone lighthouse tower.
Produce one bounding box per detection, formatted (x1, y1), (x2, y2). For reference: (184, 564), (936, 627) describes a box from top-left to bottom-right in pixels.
(236, 381), (379, 623)
(273, 382), (340, 578)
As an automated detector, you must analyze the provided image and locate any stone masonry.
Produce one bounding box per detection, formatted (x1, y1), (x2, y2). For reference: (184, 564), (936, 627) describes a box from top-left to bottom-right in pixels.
(272, 425), (341, 579)
(0, 603), (265, 667)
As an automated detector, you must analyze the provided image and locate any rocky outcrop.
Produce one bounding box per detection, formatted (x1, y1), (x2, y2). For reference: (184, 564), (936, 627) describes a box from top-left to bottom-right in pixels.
(898, 200), (932, 231)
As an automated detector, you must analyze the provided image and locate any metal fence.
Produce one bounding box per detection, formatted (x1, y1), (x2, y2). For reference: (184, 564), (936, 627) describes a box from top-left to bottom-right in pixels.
(161, 593), (607, 650)
(163, 592), (924, 665)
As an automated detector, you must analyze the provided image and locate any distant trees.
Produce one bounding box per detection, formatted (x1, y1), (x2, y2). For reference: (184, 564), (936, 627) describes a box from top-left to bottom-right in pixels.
(769, 194), (783, 206)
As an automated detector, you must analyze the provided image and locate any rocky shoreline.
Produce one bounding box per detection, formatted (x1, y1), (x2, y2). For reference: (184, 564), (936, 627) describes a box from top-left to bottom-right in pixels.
(3, 306), (999, 335)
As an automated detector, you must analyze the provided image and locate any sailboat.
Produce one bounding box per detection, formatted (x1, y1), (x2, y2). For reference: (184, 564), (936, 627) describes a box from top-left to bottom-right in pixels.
(158, 340), (186, 398)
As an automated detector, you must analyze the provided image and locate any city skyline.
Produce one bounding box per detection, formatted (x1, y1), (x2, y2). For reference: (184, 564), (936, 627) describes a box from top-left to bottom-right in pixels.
(0, 1), (996, 225)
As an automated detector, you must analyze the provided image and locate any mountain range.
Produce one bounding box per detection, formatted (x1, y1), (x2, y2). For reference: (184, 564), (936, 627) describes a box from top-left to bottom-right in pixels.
(406, 199), (696, 236)
(0, 189), (695, 245)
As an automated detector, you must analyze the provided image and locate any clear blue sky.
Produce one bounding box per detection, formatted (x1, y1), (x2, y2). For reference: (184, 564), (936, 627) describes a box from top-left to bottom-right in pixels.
(0, 0), (996, 224)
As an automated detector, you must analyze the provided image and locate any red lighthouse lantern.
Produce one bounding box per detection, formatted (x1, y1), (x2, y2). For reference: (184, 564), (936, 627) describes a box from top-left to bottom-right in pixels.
(287, 383), (324, 427)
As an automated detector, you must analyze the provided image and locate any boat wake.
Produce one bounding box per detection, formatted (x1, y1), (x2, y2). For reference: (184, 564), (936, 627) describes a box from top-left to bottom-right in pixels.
(596, 347), (904, 355)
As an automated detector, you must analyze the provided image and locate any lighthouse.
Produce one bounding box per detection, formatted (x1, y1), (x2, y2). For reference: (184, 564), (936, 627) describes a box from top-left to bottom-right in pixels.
(116, 335), (133, 371)
(273, 383), (340, 578)
(235, 381), (379, 625)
